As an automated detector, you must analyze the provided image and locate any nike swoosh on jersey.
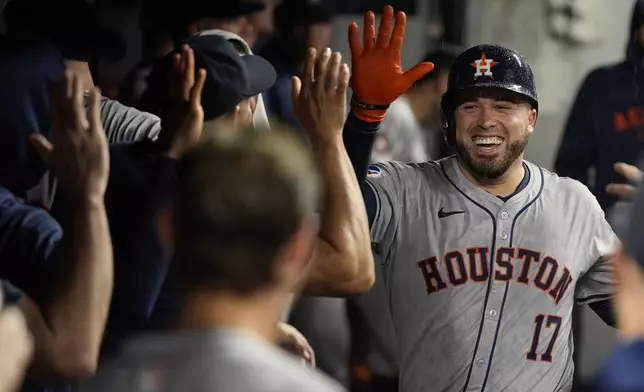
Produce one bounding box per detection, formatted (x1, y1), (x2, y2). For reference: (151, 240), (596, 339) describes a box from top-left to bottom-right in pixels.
(438, 207), (465, 218)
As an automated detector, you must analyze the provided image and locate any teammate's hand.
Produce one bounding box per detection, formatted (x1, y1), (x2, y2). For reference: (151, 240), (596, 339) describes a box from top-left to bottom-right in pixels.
(606, 162), (643, 199)
(165, 45), (207, 160)
(30, 71), (109, 202)
(276, 322), (315, 368)
(292, 48), (350, 145)
(0, 288), (33, 392)
(611, 247), (644, 341)
(348, 5), (434, 122)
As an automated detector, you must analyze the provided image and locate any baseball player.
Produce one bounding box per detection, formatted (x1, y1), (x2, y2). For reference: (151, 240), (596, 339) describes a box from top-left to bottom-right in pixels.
(340, 6), (620, 392)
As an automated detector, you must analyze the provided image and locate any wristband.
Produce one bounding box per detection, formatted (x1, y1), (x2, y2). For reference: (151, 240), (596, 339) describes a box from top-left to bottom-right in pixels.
(350, 96), (390, 111)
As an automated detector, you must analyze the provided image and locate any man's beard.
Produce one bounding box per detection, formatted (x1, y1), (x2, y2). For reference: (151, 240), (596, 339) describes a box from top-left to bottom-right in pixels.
(455, 133), (529, 181)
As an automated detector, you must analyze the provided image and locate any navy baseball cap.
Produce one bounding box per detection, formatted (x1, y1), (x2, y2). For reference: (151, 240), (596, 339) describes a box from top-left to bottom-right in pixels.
(146, 34), (276, 121)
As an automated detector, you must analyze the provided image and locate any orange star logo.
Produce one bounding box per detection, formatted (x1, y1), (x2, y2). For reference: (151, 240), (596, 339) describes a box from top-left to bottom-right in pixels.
(470, 53), (499, 80)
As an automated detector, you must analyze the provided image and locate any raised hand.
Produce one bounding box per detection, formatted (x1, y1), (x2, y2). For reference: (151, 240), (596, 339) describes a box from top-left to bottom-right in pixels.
(30, 71), (109, 202)
(277, 322), (315, 368)
(165, 45), (207, 160)
(292, 48), (350, 145)
(348, 5), (435, 122)
(606, 162), (643, 199)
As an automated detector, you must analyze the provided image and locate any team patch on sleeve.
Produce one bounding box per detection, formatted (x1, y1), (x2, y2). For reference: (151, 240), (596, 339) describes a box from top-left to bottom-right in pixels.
(367, 165), (382, 178)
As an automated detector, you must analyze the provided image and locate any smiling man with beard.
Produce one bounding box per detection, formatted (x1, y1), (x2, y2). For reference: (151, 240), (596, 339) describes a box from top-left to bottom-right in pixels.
(334, 10), (620, 390)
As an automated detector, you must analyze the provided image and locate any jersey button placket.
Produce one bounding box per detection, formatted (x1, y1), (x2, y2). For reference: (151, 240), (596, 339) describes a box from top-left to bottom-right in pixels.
(470, 211), (512, 387)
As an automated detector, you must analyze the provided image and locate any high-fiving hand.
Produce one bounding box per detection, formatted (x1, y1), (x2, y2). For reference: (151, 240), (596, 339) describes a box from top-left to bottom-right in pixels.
(292, 48), (350, 146)
(606, 162), (643, 199)
(277, 322), (315, 368)
(30, 71), (109, 202)
(348, 5), (435, 122)
(165, 45), (207, 160)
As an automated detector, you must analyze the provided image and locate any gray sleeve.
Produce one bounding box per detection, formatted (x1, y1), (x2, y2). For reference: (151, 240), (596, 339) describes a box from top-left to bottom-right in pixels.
(575, 192), (620, 304)
(366, 161), (419, 264)
(98, 97), (162, 143)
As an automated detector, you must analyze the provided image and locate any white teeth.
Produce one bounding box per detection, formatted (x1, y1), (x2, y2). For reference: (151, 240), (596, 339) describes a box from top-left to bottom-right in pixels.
(474, 137), (503, 146)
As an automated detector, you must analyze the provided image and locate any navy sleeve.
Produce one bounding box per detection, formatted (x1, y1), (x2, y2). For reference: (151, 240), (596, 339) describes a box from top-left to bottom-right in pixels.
(342, 112), (380, 226)
(592, 339), (644, 392)
(0, 200), (62, 305)
(554, 71), (600, 184)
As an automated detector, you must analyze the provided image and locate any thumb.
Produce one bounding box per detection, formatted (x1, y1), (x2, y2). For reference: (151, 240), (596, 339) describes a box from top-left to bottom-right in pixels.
(291, 76), (302, 114)
(402, 61), (435, 87)
(29, 134), (53, 167)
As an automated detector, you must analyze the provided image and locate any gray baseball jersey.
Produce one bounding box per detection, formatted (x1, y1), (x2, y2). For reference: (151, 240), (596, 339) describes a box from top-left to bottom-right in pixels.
(365, 156), (619, 392)
(79, 329), (344, 392)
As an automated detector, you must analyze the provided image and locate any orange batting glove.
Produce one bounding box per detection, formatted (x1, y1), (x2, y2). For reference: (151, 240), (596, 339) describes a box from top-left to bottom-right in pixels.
(348, 5), (435, 123)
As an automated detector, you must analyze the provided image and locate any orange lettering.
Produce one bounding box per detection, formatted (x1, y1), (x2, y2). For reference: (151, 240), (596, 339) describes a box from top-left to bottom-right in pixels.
(614, 112), (629, 131)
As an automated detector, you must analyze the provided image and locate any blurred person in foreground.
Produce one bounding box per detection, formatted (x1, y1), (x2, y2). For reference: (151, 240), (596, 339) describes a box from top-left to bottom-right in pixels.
(555, 0), (644, 212)
(259, 0), (333, 135)
(370, 50), (455, 163)
(80, 43), (362, 392)
(592, 165), (644, 392)
(118, 34), (277, 338)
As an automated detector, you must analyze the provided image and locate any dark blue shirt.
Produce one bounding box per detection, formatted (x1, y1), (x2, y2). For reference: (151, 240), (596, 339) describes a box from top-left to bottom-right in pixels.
(0, 186), (60, 304)
(592, 339), (644, 392)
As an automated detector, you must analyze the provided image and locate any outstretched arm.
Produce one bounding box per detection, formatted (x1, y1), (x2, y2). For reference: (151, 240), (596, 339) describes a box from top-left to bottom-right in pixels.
(301, 6), (433, 295)
(26, 73), (113, 381)
(291, 47), (374, 296)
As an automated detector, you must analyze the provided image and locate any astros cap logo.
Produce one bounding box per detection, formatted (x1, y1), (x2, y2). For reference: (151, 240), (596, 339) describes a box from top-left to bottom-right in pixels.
(470, 52), (498, 80)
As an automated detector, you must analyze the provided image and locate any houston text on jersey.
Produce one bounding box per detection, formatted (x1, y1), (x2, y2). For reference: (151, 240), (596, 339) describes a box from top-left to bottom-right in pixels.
(416, 246), (574, 304)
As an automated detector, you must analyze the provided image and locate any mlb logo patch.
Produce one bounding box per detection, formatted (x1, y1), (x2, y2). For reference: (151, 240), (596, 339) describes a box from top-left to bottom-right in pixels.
(367, 165), (382, 178)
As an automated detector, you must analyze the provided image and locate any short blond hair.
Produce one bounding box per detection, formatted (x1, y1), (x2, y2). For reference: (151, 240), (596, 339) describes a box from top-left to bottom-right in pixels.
(173, 123), (321, 294)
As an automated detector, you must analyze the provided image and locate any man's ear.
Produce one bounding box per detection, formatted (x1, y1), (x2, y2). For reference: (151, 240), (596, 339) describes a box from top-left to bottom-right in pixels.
(156, 205), (174, 251)
(527, 108), (538, 133)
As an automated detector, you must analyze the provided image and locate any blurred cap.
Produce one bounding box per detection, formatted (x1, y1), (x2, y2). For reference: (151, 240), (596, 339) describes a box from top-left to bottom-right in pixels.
(148, 34), (276, 121)
(275, 0), (332, 30)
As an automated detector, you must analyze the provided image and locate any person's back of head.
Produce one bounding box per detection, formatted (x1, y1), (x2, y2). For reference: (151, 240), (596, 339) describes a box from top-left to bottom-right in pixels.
(172, 125), (322, 297)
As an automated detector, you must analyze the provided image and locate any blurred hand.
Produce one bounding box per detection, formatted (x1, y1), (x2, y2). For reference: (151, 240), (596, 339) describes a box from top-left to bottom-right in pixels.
(606, 162), (643, 199)
(0, 287), (34, 392)
(292, 48), (350, 145)
(612, 249), (644, 341)
(30, 72), (109, 202)
(276, 322), (315, 368)
(348, 5), (434, 122)
(165, 45), (207, 160)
